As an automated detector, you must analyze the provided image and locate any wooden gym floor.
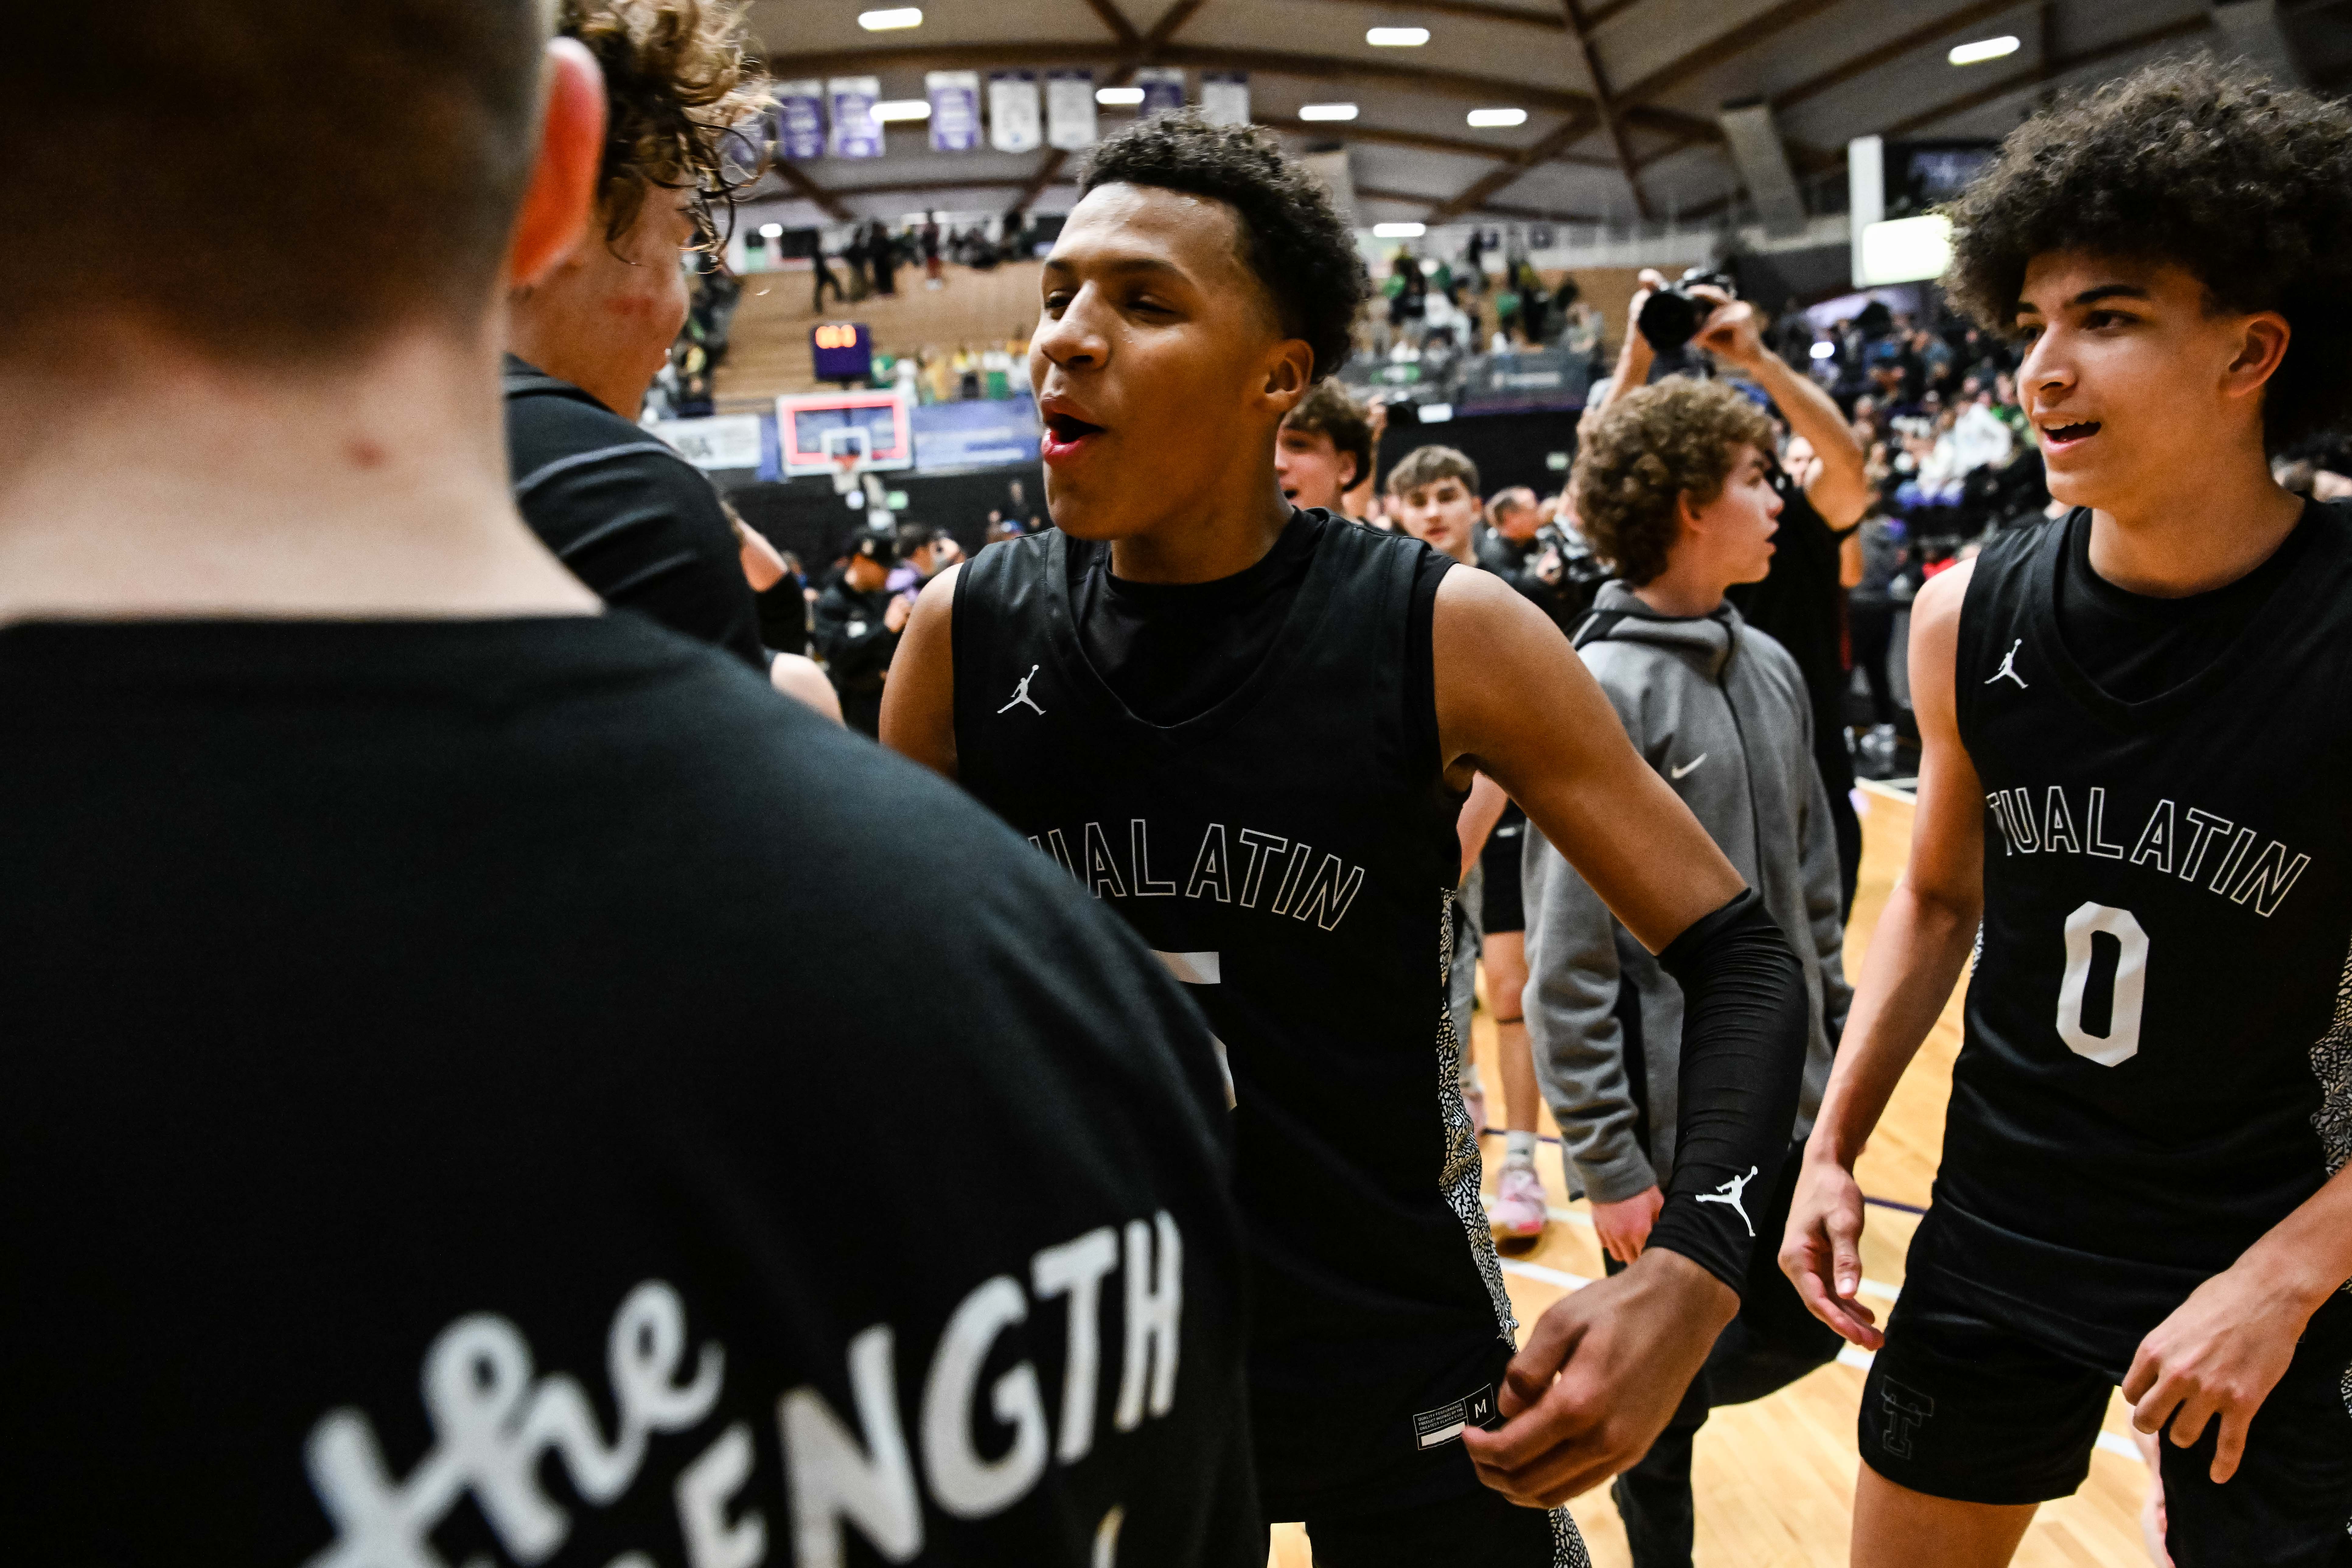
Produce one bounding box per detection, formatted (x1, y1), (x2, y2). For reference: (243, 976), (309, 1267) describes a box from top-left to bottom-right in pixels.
(1269, 782), (2159, 1567)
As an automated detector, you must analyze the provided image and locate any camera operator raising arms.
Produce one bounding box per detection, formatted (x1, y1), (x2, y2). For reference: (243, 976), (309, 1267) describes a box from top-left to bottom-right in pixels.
(1591, 269), (1875, 913)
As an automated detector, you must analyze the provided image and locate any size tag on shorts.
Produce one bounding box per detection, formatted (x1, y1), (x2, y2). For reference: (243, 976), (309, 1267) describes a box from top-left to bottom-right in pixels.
(1412, 1383), (1499, 1449)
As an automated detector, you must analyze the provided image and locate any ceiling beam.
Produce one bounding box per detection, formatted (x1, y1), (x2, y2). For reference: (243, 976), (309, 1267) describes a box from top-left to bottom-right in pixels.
(1428, 110), (1600, 220)
(1260, 115), (1618, 167)
(1276, 0), (1569, 30)
(1612, 0), (1848, 106)
(1356, 185), (1603, 222)
(1560, 0), (1649, 219)
(1582, 0), (1641, 24)
(1881, 12), (2210, 137)
(1078, 0), (1140, 48)
(1769, 0), (2028, 114)
(770, 159), (850, 220)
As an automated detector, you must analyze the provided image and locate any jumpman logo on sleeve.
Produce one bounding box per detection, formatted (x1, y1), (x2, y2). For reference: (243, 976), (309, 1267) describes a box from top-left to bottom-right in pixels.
(998, 664), (1047, 717)
(1694, 1165), (1759, 1236)
(1986, 638), (2028, 690)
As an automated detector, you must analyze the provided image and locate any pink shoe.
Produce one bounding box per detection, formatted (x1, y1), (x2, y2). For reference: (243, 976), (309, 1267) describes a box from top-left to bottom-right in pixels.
(1490, 1164), (1547, 1241)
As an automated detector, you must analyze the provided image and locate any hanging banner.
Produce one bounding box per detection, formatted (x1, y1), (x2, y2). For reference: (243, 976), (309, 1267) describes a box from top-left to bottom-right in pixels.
(927, 70), (981, 153)
(775, 79), (826, 161)
(1199, 71), (1249, 127)
(988, 70), (1042, 153)
(1136, 67), (1185, 118)
(1046, 69), (1097, 151)
(827, 76), (882, 159)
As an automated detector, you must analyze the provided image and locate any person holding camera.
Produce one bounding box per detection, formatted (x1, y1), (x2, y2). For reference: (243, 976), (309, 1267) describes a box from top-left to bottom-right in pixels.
(1593, 267), (1874, 913)
(1479, 484), (1604, 635)
(1527, 375), (1849, 1568)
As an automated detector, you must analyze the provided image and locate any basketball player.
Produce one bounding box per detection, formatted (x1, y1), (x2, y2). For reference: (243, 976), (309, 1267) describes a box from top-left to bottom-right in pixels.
(505, 0), (769, 672)
(1781, 61), (2352, 1567)
(2, 11), (1259, 1563)
(885, 111), (1811, 1563)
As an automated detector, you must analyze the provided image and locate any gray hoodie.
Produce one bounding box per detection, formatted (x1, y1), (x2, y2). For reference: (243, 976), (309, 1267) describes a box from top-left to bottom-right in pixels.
(1523, 579), (1849, 1203)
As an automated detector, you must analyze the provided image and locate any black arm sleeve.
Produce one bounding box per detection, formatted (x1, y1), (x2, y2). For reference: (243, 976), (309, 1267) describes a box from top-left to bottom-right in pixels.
(1641, 888), (1809, 1296)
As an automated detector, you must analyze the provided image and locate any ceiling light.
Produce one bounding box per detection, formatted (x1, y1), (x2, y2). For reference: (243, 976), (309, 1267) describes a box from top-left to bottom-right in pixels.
(1299, 103), (1359, 122)
(858, 7), (922, 29)
(1948, 34), (2020, 65)
(760, 223), (784, 239)
(1366, 26), (1429, 46)
(1373, 221), (1426, 238)
(1809, 340), (1835, 360)
(872, 99), (931, 121)
(1466, 107), (1527, 128)
(1096, 86), (1145, 105)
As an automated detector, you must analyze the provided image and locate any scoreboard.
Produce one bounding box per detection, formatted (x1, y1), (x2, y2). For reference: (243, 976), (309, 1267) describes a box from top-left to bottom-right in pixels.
(810, 321), (874, 384)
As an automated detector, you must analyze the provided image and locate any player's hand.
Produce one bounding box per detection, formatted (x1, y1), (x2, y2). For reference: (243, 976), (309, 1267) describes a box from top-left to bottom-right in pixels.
(884, 595), (913, 633)
(1692, 289), (1766, 368)
(2122, 1261), (2305, 1484)
(1463, 1246), (1735, 1507)
(1589, 1186), (1662, 1265)
(1778, 1150), (1880, 1348)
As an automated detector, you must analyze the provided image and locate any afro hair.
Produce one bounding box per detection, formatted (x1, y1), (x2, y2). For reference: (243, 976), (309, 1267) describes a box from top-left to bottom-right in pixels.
(1082, 109), (1370, 382)
(1943, 56), (2352, 452)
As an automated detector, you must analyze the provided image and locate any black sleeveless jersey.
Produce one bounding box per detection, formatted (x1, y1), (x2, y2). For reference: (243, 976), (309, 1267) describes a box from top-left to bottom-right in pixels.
(1931, 506), (2352, 1374)
(951, 519), (1515, 1517)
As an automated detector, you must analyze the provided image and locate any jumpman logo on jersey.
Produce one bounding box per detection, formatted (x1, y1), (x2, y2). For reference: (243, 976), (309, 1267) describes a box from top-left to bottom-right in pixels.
(1695, 1165), (1759, 1236)
(998, 664), (1047, 717)
(1986, 638), (2029, 690)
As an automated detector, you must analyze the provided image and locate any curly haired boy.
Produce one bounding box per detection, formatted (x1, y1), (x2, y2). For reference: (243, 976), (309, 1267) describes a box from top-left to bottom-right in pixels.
(1783, 57), (2352, 1568)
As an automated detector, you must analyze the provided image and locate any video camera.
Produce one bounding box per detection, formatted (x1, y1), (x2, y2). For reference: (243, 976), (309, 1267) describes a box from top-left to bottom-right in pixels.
(1636, 267), (1739, 354)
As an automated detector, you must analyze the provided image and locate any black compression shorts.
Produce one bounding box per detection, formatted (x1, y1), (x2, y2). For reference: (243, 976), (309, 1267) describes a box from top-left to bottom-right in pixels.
(1862, 1273), (2352, 1565)
(1293, 1486), (1579, 1566)
(1479, 809), (1525, 936)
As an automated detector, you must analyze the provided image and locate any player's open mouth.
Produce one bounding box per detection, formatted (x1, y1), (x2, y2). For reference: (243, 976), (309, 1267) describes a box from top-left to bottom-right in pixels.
(2040, 420), (2099, 449)
(1041, 412), (1105, 462)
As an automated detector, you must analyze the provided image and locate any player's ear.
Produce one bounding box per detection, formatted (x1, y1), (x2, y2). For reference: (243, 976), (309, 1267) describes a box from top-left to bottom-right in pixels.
(1261, 340), (1314, 418)
(1338, 451), (1360, 491)
(2223, 309), (2291, 403)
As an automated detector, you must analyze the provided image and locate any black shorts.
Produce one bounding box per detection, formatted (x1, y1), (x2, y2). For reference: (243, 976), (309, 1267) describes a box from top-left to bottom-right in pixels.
(1861, 1273), (2352, 1566)
(1291, 1486), (1584, 1567)
(1479, 812), (1525, 936)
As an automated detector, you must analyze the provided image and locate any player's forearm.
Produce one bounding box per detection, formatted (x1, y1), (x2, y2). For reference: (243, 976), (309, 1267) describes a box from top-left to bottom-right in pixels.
(2234, 1161), (2352, 1322)
(1809, 878), (1977, 1167)
(1646, 889), (1809, 1294)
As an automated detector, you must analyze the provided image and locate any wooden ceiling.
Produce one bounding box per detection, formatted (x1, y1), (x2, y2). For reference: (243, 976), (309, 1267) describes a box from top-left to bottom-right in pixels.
(744, 0), (2352, 226)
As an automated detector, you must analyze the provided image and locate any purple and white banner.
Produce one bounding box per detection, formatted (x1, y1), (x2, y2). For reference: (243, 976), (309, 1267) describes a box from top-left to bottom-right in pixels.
(1200, 71), (1249, 127)
(775, 79), (825, 161)
(827, 75), (882, 159)
(1046, 70), (1097, 151)
(988, 71), (1042, 153)
(927, 71), (981, 152)
(1136, 67), (1185, 118)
